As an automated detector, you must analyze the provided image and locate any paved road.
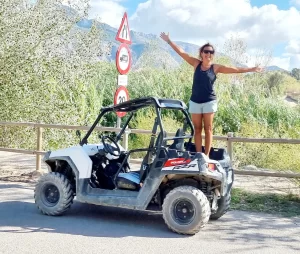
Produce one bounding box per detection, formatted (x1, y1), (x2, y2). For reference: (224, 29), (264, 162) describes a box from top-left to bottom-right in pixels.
(0, 181), (299, 254)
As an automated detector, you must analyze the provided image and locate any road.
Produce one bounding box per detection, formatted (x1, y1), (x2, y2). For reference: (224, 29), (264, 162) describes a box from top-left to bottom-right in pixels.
(0, 180), (299, 254)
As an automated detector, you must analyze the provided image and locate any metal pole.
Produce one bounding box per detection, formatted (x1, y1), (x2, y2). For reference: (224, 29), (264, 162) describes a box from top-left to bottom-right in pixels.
(123, 129), (130, 151)
(117, 117), (121, 128)
(36, 127), (43, 171)
(227, 132), (234, 160)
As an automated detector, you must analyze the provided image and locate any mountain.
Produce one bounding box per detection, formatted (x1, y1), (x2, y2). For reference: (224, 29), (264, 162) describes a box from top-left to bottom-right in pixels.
(76, 20), (287, 72)
(76, 20), (201, 69)
(266, 65), (288, 72)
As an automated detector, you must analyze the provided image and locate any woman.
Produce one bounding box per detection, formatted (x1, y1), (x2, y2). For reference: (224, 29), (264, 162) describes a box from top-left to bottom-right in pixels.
(160, 32), (263, 157)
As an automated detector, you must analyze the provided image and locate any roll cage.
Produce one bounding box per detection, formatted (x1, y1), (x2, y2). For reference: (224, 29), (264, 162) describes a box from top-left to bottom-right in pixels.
(80, 96), (195, 149)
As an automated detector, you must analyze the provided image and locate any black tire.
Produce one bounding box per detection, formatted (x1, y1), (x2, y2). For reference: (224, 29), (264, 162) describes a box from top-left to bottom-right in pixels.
(162, 186), (211, 235)
(210, 192), (231, 220)
(34, 172), (74, 216)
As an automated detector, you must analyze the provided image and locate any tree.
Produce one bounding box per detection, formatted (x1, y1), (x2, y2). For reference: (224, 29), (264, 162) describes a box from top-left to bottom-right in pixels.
(222, 34), (248, 65)
(0, 0), (109, 80)
(291, 68), (300, 80)
(267, 72), (284, 96)
(0, 0), (111, 149)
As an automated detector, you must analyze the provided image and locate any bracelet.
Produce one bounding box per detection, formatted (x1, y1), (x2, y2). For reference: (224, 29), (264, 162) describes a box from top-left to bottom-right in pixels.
(167, 39), (171, 44)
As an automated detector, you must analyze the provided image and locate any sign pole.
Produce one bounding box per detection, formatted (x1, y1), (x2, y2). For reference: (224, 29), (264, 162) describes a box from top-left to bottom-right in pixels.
(117, 117), (121, 128)
(114, 12), (132, 129)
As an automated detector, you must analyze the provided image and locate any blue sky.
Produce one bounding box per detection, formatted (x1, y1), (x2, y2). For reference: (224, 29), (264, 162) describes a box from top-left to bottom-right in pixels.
(126, 1), (294, 16)
(251, 0), (291, 9)
(123, 0), (140, 16)
(88, 0), (300, 70)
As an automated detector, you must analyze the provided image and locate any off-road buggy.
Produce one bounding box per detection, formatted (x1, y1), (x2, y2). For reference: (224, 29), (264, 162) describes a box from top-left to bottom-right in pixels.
(34, 97), (234, 235)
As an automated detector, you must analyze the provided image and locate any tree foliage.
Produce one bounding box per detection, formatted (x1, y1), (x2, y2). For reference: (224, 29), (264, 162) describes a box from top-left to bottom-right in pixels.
(0, 0), (110, 149)
(291, 68), (300, 81)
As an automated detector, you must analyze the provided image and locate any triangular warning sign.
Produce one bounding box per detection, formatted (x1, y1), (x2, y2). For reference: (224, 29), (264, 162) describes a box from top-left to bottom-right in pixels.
(115, 12), (132, 44)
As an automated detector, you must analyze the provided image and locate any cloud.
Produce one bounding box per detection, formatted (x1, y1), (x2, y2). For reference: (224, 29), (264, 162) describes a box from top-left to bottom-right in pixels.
(285, 41), (300, 69)
(290, 0), (300, 8)
(88, 0), (126, 27)
(289, 55), (300, 69)
(73, 0), (300, 70)
(127, 0), (300, 70)
(270, 57), (291, 70)
(130, 0), (253, 44)
(130, 1), (300, 47)
(285, 40), (300, 54)
(61, 0), (126, 27)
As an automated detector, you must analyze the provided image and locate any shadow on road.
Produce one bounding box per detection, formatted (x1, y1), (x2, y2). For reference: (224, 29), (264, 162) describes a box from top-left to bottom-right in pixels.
(0, 198), (299, 248)
(0, 182), (35, 190)
(0, 200), (185, 238)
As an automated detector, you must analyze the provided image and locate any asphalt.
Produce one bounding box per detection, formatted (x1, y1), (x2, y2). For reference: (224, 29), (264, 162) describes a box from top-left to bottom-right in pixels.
(0, 180), (300, 254)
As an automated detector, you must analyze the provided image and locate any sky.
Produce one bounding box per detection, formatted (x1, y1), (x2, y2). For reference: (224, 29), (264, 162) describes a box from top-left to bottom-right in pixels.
(86, 0), (300, 70)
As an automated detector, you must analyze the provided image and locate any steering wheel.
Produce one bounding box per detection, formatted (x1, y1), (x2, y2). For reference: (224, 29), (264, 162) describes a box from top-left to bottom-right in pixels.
(101, 135), (121, 156)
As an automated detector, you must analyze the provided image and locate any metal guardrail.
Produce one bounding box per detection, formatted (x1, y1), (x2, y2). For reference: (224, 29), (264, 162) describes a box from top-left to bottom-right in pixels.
(0, 121), (300, 178)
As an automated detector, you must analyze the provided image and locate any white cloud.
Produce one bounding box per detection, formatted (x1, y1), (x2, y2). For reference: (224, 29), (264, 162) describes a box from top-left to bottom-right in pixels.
(61, 0), (126, 27)
(270, 57), (291, 70)
(282, 41), (300, 70)
(130, 1), (300, 47)
(127, 0), (300, 70)
(289, 55), (300, 69)
(77, 0), (300, 70)
(290, 0), (300, 8)
(88, 0), (126, 28)
(285, 40), (300, 54)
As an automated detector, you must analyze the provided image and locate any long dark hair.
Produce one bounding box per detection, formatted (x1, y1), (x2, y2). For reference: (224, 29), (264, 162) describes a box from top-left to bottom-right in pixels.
(199, 43), (215, 60)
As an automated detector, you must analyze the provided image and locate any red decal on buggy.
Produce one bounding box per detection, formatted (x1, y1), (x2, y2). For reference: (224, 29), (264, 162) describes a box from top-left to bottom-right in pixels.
(164, 158), (191, 167)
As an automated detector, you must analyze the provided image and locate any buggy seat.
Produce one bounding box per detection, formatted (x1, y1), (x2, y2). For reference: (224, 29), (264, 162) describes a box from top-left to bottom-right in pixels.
(116, 171), (140, 191)
(115, 130), (167, 191)
(115, 128), (187, 191)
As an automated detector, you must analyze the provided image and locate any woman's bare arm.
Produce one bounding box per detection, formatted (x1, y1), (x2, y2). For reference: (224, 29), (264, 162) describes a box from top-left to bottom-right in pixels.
(160, 32), (199, 67)
(214, 64), (264, 74)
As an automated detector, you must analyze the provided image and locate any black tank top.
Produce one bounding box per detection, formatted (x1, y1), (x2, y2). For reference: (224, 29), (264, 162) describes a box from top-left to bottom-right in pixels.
(190, 62), (217, 103)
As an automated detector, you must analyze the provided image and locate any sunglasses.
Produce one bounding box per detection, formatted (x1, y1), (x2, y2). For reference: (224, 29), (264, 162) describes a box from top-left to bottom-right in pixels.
(203, 50), (215, 54)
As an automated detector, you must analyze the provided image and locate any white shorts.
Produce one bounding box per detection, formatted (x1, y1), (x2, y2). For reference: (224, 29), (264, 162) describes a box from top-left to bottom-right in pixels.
(188, 100), (218, 114)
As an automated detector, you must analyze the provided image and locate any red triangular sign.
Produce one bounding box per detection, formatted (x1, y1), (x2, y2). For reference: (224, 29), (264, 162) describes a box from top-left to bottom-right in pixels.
(115, 12), (132, 44)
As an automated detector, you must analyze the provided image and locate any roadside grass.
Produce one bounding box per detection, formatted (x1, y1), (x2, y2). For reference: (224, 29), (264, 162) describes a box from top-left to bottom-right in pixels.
(231, 188), (300, 217)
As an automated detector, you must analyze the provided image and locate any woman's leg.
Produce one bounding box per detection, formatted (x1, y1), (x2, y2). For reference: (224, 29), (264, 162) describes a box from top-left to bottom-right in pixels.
(191, 113), (203, 152)
(203, 112), (214, 156)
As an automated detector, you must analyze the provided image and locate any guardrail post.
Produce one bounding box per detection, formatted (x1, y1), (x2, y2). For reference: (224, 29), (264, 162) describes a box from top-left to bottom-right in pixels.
(122, 128), (130, 151)
(227, 132), (234, 160)
(36, 126), (43, 171)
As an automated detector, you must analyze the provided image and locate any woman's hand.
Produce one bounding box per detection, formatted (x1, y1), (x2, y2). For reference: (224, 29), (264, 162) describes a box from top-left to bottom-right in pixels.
(159, 31), (199, 67)
(252, 66), (264, 73)
(160, 32), (170, 43)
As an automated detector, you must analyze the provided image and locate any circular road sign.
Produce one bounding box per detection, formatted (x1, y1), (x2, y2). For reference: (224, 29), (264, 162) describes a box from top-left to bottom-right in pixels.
(114, 85), (129, 117)
(116, 43), (131, 75)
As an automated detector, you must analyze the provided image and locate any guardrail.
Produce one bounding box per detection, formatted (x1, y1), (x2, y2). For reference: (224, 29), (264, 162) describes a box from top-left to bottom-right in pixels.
(1, 121), (300, 179)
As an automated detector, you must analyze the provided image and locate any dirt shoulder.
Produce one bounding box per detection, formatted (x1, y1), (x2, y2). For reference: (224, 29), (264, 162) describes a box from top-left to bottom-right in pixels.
(0, 151), (299, 196)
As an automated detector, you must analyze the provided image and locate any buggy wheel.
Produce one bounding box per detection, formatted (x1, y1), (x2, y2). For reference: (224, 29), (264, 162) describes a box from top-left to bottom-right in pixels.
(162, 186), (211, 235)
(34, 172), (74, 216)
(210, 192), (231, 220)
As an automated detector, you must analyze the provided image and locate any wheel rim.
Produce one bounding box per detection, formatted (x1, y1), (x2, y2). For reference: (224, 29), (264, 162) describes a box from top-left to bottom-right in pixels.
(172, 199), (195, 225)
(41, 183), (60, 207)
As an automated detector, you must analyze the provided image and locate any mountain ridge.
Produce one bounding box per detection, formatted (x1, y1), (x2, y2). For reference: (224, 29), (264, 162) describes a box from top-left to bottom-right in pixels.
(77, 19), (286, 72)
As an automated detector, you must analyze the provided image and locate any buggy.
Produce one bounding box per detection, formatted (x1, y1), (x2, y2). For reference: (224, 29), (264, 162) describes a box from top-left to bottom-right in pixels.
(120, 54), (128, 63)
(34, 97), (234, 235)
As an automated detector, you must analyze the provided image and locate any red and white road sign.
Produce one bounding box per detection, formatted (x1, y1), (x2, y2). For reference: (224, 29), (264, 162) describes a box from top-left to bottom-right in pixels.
(115, 12), (132, 44)
(114, 85), (129, 117)
(116, 43), (131, 75)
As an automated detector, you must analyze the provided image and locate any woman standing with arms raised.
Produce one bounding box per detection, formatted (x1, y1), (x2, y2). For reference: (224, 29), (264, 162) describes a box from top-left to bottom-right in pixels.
(160, 32), (262, 157)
